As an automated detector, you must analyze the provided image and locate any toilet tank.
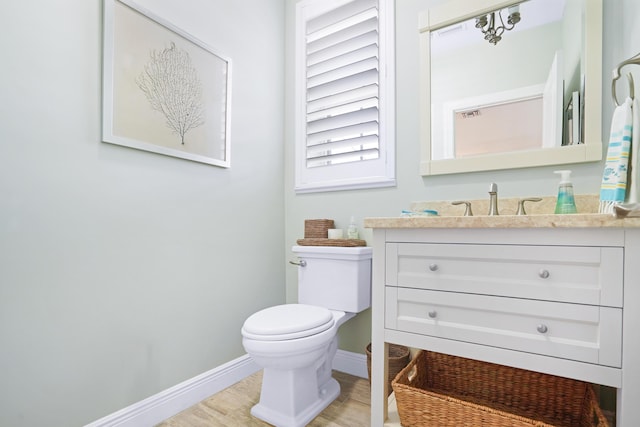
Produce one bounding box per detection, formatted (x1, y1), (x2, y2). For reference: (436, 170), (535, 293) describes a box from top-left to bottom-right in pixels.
(292, 245), (372, 313)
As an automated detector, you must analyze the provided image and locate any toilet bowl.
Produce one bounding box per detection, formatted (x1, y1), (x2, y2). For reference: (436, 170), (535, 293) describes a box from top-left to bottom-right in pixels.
(241, 246), (372, 427)
(242, 305), (354, 427)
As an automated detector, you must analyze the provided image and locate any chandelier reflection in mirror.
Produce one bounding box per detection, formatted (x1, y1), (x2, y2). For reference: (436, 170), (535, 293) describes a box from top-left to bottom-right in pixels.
(475, 5), (521, 45)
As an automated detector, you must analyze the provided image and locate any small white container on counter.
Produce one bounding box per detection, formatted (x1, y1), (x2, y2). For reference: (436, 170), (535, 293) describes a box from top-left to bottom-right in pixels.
(328, 228), (344, 239)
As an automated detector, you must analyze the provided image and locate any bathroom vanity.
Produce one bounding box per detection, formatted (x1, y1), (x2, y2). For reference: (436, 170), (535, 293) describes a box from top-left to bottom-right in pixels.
(364, 214), (640, 427)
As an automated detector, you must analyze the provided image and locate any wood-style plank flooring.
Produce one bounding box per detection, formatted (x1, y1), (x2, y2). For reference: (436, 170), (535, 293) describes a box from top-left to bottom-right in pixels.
(155, 369), (616, 426)
(156, 370), (371, 427)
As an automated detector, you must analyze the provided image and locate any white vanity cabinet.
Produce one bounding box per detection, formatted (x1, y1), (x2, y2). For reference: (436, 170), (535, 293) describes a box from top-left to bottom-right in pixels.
(366, 222), (640, 427)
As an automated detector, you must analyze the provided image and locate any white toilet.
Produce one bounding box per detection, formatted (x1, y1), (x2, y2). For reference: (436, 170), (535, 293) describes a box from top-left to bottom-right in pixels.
(241, 245), (372, 427)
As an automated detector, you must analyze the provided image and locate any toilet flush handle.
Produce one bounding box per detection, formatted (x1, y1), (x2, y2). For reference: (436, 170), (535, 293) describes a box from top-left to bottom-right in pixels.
(289, 260), (307, 267)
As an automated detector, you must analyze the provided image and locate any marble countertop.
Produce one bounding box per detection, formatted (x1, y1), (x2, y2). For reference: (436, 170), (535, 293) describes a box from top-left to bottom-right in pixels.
(364, 194), (640, 229)
(364, 213), (640, 229)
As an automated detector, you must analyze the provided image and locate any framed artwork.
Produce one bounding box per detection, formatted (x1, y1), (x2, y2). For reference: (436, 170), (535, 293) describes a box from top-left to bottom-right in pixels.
(102, 0), (231, 167)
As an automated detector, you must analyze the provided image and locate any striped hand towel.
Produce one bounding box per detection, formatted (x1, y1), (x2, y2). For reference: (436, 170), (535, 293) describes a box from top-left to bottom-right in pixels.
(599, 97), (633, 214)
(626, 97), (640, 203)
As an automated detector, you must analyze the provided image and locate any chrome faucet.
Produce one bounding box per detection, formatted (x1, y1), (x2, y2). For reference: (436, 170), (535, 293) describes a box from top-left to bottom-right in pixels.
(488, 183), (499, 216)
(516, 197), (542, 215)
(452, 200), (473, 216)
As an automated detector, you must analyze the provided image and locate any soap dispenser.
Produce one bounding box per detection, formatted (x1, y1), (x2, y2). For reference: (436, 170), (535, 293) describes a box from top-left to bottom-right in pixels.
(347, 216), (359, 239)
(554, 170), (577, 214)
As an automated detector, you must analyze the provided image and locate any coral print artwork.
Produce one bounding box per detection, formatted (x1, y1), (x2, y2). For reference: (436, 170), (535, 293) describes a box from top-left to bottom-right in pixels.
(102, 0), (231, 167)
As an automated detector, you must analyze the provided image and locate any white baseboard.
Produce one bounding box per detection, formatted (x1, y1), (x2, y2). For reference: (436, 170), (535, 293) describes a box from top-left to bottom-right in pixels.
(334, 349), (369, 379)
(84, 350), (367, 427)
(84, 354), (260, 427)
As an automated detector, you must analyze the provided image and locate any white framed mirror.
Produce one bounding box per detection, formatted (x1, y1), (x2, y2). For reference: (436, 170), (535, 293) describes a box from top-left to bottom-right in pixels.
(419, 0), (603, 176)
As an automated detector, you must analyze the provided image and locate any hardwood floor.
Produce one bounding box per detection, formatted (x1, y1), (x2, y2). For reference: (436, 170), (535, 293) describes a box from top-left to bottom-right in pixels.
(154, 369), (615, 426)
(156, 370), (371, 427)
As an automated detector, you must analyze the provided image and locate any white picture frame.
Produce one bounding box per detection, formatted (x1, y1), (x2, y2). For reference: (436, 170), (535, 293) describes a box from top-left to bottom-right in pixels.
(103, 0), (232, 167)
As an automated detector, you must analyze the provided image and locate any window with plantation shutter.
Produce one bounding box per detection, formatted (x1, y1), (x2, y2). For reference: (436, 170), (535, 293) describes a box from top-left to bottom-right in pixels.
(295, 0), (395, 193)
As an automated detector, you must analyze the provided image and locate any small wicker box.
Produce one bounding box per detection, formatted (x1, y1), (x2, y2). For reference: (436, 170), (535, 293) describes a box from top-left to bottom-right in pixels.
(392, 351), (609, 427)
(304, 219), (334, 239)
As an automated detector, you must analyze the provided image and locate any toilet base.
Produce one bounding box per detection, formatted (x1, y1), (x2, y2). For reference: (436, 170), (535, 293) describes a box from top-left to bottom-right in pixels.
(251, 377), (340, 427)
(242, 312), (354, 427)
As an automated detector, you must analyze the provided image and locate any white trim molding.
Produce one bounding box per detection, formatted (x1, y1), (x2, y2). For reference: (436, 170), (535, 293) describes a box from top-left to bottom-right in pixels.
(334, 349), (369, 379)
(84, 355), (260, 427)
(84, 350), (368, 427)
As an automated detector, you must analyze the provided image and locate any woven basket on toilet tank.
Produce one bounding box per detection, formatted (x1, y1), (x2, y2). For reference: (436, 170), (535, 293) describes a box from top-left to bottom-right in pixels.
(304, 219), (334, 238)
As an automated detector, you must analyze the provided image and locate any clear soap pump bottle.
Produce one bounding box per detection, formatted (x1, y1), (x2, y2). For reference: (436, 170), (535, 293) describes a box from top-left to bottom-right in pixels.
(347, 216), (359, 239)
(554, 170), (577, 214)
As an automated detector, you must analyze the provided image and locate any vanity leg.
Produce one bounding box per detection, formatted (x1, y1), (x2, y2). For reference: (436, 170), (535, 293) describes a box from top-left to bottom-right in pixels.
(618, 229), (640, 426)
(616, 388), (622, 427)
(371, 341), (389, 426)
(371, 230), (388, 426)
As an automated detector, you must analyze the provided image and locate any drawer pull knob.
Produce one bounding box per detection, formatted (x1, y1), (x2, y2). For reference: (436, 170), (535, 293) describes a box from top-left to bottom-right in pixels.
(537, 324), (548, 334)
(538, 269), (550, 279)
(428, 263), (438, 272)
(428, 310), (437, 318)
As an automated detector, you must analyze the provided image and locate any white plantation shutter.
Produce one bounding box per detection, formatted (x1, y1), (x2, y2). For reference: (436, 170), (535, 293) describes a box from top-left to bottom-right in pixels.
(295, 0), (395, 193)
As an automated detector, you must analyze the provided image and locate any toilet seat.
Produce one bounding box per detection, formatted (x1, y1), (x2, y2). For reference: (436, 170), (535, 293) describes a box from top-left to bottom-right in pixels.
(242, 304), (334, 341)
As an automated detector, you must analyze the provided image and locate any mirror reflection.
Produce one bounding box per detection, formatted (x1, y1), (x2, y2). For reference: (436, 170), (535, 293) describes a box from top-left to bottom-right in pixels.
(430, 0), (581, 161)
(419, 0), (602, 176)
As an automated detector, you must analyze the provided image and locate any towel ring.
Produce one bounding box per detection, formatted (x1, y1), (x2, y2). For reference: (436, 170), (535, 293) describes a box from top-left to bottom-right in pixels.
(612, 51), (640, 106)
(612, 72), (635, 107)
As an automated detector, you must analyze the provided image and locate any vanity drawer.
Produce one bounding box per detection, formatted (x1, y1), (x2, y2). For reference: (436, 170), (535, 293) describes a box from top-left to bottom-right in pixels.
(386, 243), (623, 307)
(385, 287), (622, 367)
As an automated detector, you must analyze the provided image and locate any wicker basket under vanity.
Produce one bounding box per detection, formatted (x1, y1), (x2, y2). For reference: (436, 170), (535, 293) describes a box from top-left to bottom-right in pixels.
(392, 350), (609, 427)
(365, 343), (410, 397)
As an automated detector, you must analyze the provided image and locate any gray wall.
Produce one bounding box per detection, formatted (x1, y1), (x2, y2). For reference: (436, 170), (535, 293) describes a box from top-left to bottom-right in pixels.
(284, 0), (631, 354)
(0, 1), (284, 426)
(621, 0), (640, 86)
(1, 0), (638, 426)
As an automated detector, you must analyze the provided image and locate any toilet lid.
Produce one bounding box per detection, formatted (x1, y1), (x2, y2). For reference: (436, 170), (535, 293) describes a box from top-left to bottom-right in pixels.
(242, 304), (334, 341)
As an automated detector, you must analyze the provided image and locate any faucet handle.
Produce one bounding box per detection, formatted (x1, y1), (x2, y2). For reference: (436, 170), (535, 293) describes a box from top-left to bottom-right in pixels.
(452, 201), (473, 216)
(488, 182), (499, 216)
(516, 198), (542, 215)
